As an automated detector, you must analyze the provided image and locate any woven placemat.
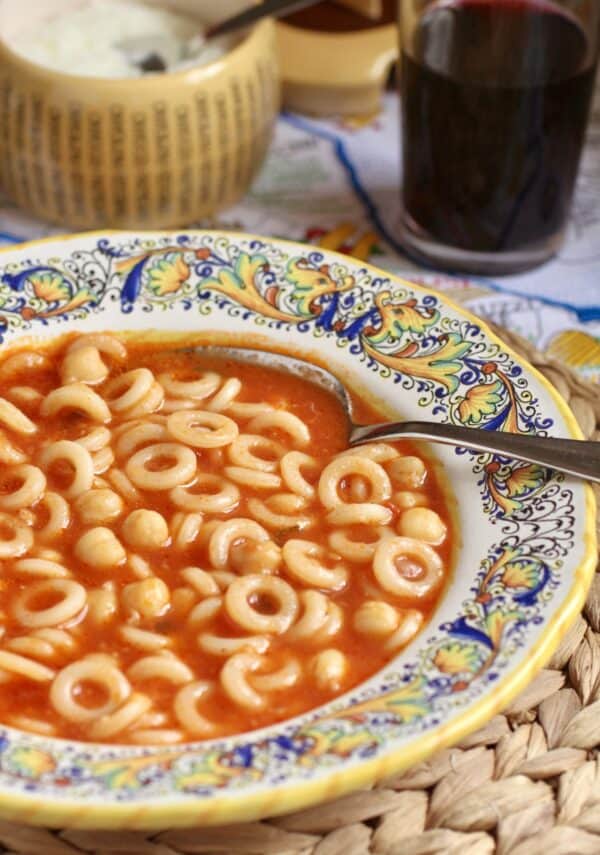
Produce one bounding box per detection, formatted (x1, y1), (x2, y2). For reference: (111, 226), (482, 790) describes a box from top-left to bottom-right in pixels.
(0, 325), (598, 855)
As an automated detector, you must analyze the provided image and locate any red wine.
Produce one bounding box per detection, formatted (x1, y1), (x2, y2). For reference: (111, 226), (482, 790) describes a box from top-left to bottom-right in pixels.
(401, 0), (598, 255)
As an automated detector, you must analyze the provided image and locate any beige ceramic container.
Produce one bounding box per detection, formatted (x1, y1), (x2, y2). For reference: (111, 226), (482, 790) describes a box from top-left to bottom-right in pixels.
(0, 0), (279, 230)
(277, 0), (397, 117)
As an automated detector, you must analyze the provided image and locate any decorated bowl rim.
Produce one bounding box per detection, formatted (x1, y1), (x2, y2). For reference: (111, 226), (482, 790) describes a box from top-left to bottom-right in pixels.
(0, 229), (594, 830)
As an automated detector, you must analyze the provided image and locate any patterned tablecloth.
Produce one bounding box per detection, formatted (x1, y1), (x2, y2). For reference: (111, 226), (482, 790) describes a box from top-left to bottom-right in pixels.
(0, 86), (598, 381)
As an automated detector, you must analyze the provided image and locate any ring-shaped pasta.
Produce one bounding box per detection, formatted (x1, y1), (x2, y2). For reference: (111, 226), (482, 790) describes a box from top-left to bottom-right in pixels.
(104, 368), (154, 413)
(205, 377), (241, 412)
(373, 537), (444, 599)
(167, 410), (239, 449)
(0, 397), (38, 434)
(326, 502), (393, 527)
(158, 371), (221, 401)
(0, 650), (55, 682)
(88, 692), (152, 740)
(170, 512), (203, 550)
(286, 591), (343, 642)
(197, 633), (270, 658)
(115, 422), (167, 458)
(87, 588), (118, 624)
(7, 386), (42, 408)
(60, 345), (109, 385)
(282, 540), (348, 591)
(35, 492), (70, 542)
(13, 579), (87, 628)
(208, 518), (270, 569)
(119, 625), (171, 652)
(39, 440), (95, 499)
(227, 434), (285, 473)
(220, 652), (265, 710)
(251, 659), (302, 692)
(384, 609), (424, 651)
(210, 570), (237, 590)
(91, 446), (114, 475)
(0, 350), (49, 379)
(227, 401), (274, 420)
(280, 451), (319, 499)
(33, 627), (76, 653)
(123, 381), (165, 418)
(7, 636), (57, 661)
(170, 474), (240, 514)
(173, 681), (217, 735)
(0, 512), (33, 557)
(0, 464), (46, 511)
(336, 443), (400, 464)
(49, 658), (131, 723)
(187, 596), (223, 627)
(162, 398), (199, 414)
(75, 426), (112, 453)
(107, 468), (142, 503)
(318, 455), (391, 509)
(127, 656), (194, 684)
(12, 558), (70, 578)
(247, 411), (310, 448)
(246, 496), (312, 532)
(40, 384), (111, 423)
(129, 729), (183, 744)
(0, 430), (26, 465)
(181, 567), (220, 597)
(328, 525), (395, 563)
(125, 442), (197, 491)
(68, 333), (127, 363)
(225, 574), (299, 634)
(224, 466), (282, 490)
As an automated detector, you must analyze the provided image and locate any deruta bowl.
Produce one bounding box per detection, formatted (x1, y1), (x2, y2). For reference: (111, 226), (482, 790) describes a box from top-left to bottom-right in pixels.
(0, 230), (594, 829)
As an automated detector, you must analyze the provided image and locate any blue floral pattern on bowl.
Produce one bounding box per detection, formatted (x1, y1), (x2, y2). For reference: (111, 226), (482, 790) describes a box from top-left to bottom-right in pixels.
(0, 231), (593, 828)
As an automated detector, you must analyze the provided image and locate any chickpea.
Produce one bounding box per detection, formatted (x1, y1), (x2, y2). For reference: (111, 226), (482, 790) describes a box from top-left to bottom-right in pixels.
(392, 491), (428, 510)
(230, 539), (282, 575)
(74, 527), (126, 568)
(122, 509), (169, 550)
(122, 577), (170, 619)
(398, 507), (447, 545)
(387, 456), (427, 490)
(353, 600), (399, 636)
(312, 649), (347, 692)
(74, 489), (123, 525)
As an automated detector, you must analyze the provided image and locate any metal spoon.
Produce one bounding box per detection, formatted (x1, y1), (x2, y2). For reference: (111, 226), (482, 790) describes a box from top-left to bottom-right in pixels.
(194, 345), (600, 484)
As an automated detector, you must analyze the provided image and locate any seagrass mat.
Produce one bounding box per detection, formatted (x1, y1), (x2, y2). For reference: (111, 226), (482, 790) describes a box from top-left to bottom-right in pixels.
(0, 325), (598, 855)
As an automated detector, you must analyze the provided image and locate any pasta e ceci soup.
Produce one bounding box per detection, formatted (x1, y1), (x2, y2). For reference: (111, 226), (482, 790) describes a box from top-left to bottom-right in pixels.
(0, 333), (452, 744)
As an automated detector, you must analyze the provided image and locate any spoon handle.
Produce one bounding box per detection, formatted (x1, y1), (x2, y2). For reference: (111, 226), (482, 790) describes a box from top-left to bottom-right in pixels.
(350, 421), (600, 483)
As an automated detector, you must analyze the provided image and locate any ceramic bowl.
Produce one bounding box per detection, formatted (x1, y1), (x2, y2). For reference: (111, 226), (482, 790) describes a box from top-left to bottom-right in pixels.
(0, 230), (594, 829)
(277, 20), (396, 117)
(0, 1), (279, 230)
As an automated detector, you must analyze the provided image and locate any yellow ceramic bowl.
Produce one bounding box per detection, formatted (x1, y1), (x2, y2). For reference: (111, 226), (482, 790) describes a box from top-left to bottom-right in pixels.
(0, 2), (279, 230)
(277, 21), (397, 117)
